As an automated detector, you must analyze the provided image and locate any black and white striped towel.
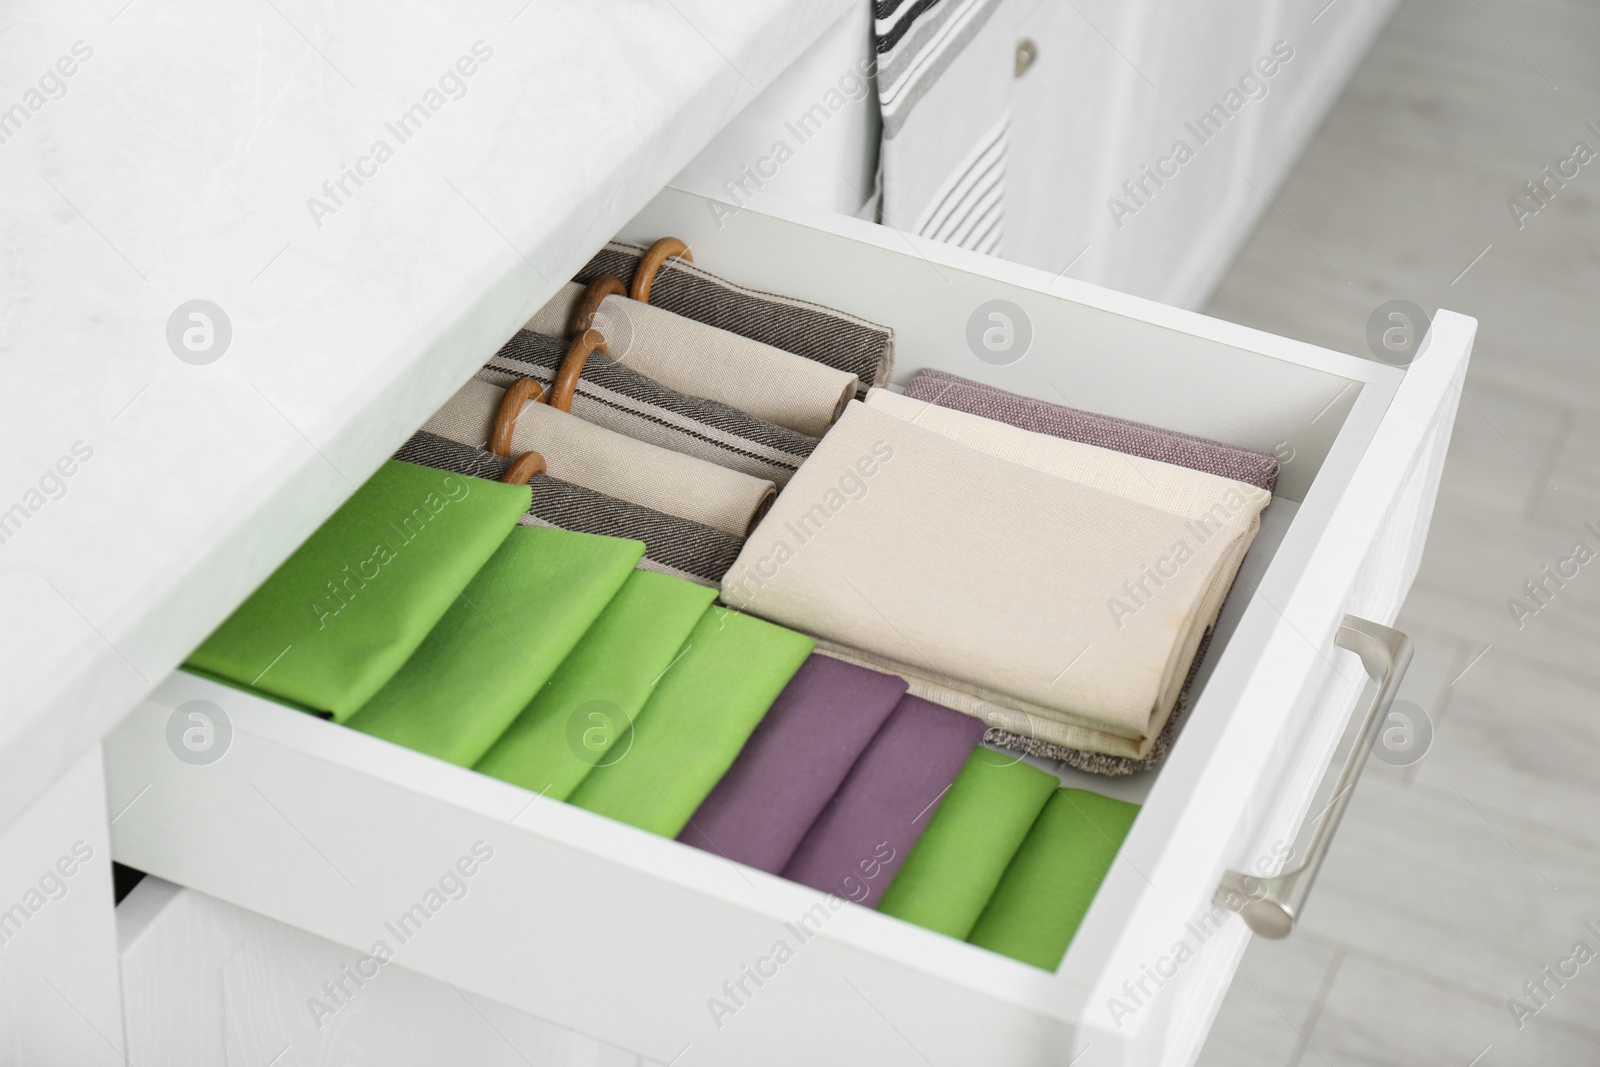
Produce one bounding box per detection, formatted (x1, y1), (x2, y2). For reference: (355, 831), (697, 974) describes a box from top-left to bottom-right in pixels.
(874, 0), (1012, 256)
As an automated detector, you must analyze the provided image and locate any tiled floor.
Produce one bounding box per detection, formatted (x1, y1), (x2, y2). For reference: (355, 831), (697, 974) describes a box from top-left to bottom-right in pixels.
(1198, 0), (1600, 1062)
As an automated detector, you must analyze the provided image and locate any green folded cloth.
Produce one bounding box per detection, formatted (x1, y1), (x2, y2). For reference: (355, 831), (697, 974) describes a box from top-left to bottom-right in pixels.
(967, 789), (1140, 970)
(877, 750), (1059, 939)
(187, 462), (531, 719)
(474, 569), (716, 798)
(344, 527), (644, 766)
(568, 606), (814, 837)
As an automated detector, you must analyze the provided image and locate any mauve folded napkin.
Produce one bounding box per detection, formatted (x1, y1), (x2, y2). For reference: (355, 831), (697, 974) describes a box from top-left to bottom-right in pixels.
(425, 377), (775, 537)
(576, 240), (894, 396)
(679, 655), (908, 873)
(526, 284), (857, 436)
(186, 461), (530, 720)
(481, 330), (819, 488)
(393, 431), (744, 587)
(345, 527), (643, 767)
(904, 369), (1278, 493)
(967, 789), (1141, 970)
(722, 403), (1239, 754)
(568, 607), (814, 837)
(781, 695), (986, 906)
(474, 569), (716, 800)
(876, 750), (1060, 939)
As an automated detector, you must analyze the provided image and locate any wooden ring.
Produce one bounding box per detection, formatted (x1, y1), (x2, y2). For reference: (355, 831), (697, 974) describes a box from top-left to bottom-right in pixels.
(629, 237), (692, 303)
(501, 450), (547, 485)
(569, 275), (626, 343)
(549, 329), (606, 413)
(489, 377), (545, 458)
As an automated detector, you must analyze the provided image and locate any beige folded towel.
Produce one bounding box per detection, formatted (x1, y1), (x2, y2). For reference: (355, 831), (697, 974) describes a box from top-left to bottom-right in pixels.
(425, 378), (775, 537)
(722, 402), (1255, 751)
(527, 283), (858, 437)
(864, 388), (1269, 645)
(813, 642), (1156, 759)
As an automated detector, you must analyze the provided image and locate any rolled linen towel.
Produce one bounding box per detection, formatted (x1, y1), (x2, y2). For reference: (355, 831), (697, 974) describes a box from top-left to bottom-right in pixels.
(481, 328), (818, 487)
(425, 377), (776, 537)
(393, 431), (745, 587)
(527, 283), (857, 437)
(574, 240), (895, 396)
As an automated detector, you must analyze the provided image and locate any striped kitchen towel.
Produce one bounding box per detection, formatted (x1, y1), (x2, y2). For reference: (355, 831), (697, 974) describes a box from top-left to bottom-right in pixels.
(480, 330), (820, 488)
(392, 431), (745, 587)
(425, 377), (776, 538)
(525, 283), (857, 436)
(480, 329), (819, 489)
(874, 0), (1013, 255)
(574, 241), (894, 396)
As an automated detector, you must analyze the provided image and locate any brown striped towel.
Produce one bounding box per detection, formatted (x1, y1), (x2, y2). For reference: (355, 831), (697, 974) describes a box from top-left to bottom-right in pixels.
(479, 330), (818, 488)
(525, 283), (856, 436)
(574, 241), (894, 396)
(392, 432), (743, 587)
(424, 377), (776, 538)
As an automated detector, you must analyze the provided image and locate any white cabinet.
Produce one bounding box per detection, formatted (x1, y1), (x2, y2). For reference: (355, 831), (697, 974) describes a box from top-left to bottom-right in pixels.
(1007, 0), (1401, 307)
(120, 878), (643, 1067)
(103, 187), (1472, 1066)
(0, 746), (124, 1067)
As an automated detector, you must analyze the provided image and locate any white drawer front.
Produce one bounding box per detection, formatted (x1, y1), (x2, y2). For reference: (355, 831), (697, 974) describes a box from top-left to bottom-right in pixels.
(104, 190), (1473, 1066)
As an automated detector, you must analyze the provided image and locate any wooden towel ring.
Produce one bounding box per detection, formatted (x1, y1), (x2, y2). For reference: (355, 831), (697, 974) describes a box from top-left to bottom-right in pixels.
(500, 450), (548, 485)
(489, 377), (545, 458)
(630, 237), (692, 303)
(549, 329), (606, 413)
(569, 275), (626, 342)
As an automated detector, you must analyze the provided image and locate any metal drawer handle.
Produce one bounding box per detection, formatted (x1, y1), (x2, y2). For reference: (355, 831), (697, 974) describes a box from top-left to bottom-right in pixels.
(1215, 614), (1413, 938)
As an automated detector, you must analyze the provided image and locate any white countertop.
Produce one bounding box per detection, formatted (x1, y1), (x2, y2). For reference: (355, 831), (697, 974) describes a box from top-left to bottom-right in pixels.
(0, 0), (852, 831)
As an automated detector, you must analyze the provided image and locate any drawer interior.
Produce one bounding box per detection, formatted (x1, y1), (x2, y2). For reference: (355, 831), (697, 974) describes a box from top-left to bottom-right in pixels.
(110, 187), (1424, 1065)
(609, 188), (1388, 811)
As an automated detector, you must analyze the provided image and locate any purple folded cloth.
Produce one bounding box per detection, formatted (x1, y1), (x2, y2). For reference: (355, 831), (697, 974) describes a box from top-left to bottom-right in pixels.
(781, 695), (987, 907)
(679, 656), (908, 873)
(903, 368), (1279, 493)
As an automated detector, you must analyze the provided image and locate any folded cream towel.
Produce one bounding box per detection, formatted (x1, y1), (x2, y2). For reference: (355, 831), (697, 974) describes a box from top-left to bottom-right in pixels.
(721, 402), (1248, 748)
(864, 388), (1268, 647)
(425, 378), (775, 537)
(527, 282), (857, 437)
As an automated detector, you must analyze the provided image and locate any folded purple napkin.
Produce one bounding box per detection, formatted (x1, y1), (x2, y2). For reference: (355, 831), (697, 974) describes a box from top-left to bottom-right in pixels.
(679, 656), (907, 873)
(903, 369), (1279, 493)
(780, 695), (987, 907)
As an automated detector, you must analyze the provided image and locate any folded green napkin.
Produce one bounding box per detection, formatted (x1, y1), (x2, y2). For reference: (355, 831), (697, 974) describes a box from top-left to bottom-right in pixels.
(344, 527), (644, 766)
(568, 607), (814, 837)
(474, 569), (716, 798)
(877, 750), (1059, 939)
(187, 462), (531, 719)
(967, 789), (1140, 970)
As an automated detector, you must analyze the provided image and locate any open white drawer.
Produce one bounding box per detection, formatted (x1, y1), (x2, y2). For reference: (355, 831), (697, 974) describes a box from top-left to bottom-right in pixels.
(103, 188), (1473, 1067)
